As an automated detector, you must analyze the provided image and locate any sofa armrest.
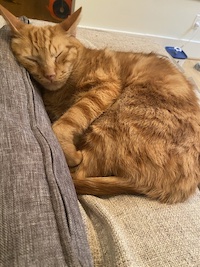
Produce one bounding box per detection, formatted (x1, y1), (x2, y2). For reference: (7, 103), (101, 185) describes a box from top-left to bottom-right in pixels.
(0, 26), (93, 267)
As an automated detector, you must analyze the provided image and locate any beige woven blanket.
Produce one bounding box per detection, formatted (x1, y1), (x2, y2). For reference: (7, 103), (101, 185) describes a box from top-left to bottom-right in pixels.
(79, 192), (200, 267)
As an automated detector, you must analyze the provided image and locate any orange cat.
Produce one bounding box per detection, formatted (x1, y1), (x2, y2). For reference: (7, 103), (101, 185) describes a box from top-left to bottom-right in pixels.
(1, 5), (200, 203)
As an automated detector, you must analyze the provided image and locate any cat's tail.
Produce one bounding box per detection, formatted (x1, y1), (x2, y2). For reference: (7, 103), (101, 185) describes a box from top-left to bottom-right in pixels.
(73, 176), (197, 204)
(73, 176), (138, 196)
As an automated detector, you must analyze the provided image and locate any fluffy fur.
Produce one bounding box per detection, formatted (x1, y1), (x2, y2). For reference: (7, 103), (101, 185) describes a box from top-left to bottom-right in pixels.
(1, 5), (200, 203)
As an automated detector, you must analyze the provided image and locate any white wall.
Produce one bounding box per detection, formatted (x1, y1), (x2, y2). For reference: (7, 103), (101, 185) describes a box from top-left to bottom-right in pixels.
(75, 0), (200, 59)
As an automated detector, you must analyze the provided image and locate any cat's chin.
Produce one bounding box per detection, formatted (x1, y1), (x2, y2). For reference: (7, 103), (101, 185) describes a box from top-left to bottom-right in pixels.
(44, 84), (63, 91)
(39, 80), (65, 91)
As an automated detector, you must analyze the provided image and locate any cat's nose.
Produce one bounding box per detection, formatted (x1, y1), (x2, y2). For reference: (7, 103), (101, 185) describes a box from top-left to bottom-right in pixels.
(45, 73), (56, 82)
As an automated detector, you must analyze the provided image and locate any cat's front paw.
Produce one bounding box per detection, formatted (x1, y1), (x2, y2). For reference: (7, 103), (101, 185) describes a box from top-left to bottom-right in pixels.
(52, 122), (82, 167)
(65, 149), (83, 167)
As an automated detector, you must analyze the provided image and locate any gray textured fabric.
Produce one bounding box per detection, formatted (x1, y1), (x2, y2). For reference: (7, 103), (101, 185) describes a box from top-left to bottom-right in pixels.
(0, 26), (93, 267)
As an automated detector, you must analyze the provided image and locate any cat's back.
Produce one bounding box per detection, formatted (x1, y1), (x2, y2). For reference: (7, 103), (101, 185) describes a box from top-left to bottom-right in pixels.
(76, 48), (192, 103)
(88, 51), (200, 147)
(115, 51), (199, 115)
(80, 52), (200, 201)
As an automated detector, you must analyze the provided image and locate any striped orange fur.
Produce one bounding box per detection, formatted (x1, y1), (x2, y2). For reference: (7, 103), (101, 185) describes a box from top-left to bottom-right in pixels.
(1, 4), (200, 203)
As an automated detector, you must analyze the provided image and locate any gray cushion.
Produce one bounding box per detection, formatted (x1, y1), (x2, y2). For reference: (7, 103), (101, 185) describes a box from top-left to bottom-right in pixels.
(0, 26), (93, 267)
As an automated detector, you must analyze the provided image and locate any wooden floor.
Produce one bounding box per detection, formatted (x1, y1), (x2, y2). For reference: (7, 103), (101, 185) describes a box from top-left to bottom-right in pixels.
(182, 59), (200, 90)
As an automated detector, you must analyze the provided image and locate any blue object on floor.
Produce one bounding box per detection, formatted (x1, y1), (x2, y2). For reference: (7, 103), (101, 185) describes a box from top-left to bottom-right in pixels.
(165, 46), (187, 59)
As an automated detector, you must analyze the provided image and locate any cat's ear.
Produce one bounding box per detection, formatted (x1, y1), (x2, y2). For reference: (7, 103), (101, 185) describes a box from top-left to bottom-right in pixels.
(59, 7), (82, 36)
(0, 4), (24, 35)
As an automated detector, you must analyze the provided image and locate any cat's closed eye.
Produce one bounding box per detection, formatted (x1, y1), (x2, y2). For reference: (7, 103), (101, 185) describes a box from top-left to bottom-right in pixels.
(55, 51), (63, 61)
(25, 56), (38, 64)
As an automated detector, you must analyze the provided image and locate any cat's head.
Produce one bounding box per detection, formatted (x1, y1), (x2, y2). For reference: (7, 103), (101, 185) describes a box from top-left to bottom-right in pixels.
(0, 5), (82, 91)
